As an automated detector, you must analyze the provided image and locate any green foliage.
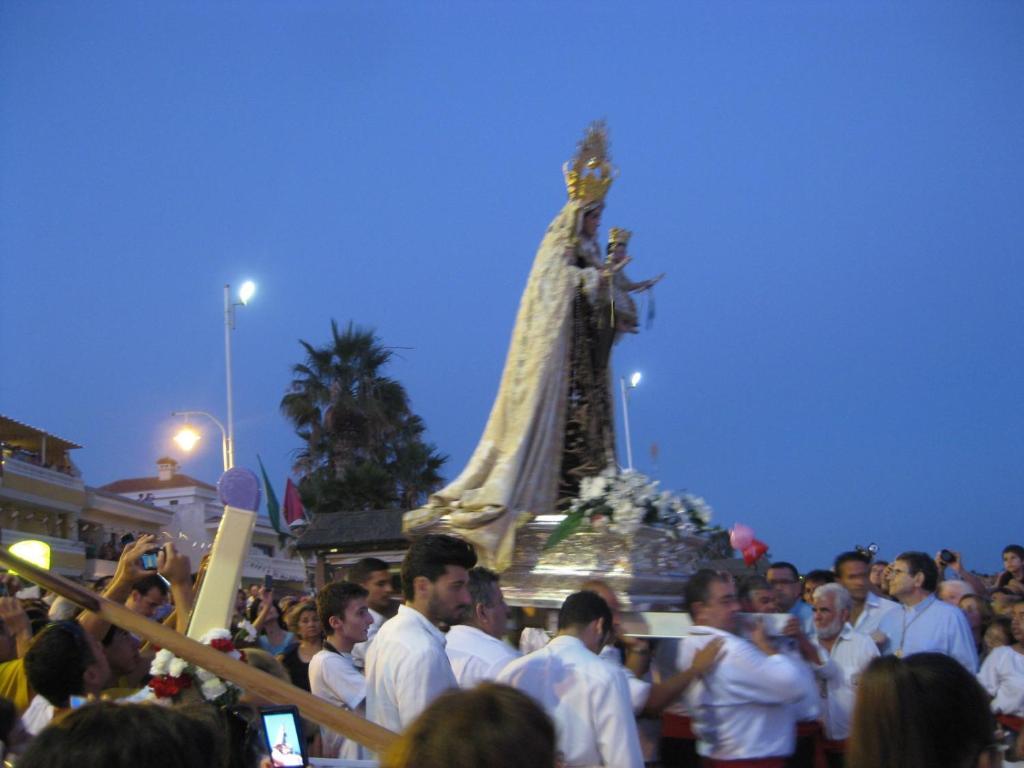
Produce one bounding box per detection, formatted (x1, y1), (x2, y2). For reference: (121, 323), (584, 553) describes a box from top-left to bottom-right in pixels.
(543, 508), (587, 550)
(281, 320), (447, 513)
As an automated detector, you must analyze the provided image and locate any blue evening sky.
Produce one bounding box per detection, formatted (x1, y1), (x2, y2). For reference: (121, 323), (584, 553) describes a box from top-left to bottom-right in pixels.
(2, 2), (1022, 574)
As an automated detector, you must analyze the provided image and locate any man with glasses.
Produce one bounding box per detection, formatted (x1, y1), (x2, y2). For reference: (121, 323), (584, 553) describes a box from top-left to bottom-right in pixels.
(676, 569), (807, 768)
(877, 551), (977, 672)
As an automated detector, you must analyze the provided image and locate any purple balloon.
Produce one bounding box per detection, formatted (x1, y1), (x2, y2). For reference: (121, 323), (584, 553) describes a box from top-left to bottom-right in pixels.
(218, 468), (261, 511)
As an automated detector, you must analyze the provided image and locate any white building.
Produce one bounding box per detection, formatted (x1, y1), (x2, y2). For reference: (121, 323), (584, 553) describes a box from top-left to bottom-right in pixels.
(99, 458), (307, 590)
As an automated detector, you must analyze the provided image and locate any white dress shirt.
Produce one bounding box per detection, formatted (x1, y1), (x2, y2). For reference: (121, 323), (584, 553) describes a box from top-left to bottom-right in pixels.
(21, 694), (54, 736)
(445, 624), (520, 688)
(978, 645), (1024, 715)
(851, 591), (898, 637)
(676, 626), (806, 761)
(598, 644), (652, 714)
(308, 645), (368, 760)
(498, 634), (644, 768)
(351, 607), (385, 670)
(810, 623), (879, 739)
(779, 642), (821, 724)
(365, 604), (457, 733)
(878, 594), (979, 672)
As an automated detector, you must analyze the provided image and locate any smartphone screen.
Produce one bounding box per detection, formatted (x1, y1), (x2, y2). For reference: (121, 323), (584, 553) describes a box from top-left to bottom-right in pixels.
(260, 706), (306, 767)
(263, 574), (273, 590)
(140, 551), (159, 570)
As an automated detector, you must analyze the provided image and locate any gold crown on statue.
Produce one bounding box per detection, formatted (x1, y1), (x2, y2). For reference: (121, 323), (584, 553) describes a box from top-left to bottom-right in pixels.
(608, 227), (632, 248)
(563, 121), (617, 205)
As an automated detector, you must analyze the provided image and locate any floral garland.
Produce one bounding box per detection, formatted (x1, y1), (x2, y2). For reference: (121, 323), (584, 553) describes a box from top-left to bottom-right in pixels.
(148, 628), (245, 707)
(545, 468), (716, 549)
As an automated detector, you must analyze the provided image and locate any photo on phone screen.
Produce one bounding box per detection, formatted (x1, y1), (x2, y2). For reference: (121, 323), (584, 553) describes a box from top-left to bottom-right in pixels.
(260, 706), (306, 767)
(140, 550), (160, 570)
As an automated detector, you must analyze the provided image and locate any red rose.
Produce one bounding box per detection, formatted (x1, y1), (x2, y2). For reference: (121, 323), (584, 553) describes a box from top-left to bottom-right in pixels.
(149, 674), (193, 699)
(210, 638), (235, 653)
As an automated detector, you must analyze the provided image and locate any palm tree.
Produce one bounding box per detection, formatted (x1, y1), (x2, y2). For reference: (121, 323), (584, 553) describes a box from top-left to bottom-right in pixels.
(281, 321), (447, 513)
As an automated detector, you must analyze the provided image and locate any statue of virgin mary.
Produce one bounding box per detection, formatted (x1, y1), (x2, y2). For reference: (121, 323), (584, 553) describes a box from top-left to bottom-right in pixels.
(405, 123), (619, 570)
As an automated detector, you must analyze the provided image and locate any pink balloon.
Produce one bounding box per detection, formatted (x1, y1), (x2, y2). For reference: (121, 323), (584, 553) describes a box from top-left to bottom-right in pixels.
(730, 523), (755, 551)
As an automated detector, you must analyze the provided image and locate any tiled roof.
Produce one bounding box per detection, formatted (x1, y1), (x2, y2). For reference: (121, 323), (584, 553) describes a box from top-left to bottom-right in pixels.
(99, 474), (217, 494)
(296, 508), (407, 551)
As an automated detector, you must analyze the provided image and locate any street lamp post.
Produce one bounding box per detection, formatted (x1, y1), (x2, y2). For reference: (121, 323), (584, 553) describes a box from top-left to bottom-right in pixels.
(223, 281), (256, 471)
(619, 371), (642, 471)
(172, 411), (229, 472)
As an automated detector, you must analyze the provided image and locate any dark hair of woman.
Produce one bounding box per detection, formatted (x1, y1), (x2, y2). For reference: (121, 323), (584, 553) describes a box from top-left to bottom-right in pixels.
(381, 683), (557, 768)
(847, 653), (999, 768)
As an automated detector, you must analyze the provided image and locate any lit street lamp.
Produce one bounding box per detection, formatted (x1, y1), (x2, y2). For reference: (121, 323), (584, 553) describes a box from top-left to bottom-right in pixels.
(173, 426), (201, 452)
(620, 371), (642, 471)
(223, 280), (256, 470)
(172, 410), (229, 472)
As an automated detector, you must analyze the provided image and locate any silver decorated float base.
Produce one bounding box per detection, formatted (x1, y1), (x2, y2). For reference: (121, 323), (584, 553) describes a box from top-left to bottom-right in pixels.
(421, 514), (729, 612)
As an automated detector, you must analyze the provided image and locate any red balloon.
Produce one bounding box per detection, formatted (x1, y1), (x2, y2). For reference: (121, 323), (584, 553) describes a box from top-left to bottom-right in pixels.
(742, 539), (769, 566)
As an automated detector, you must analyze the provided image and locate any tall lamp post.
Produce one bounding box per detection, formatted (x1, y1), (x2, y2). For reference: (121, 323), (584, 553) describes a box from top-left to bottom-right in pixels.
(620, 371), (642, 471)
(172, 411), (230, 472)
(223, 281), (256, 470)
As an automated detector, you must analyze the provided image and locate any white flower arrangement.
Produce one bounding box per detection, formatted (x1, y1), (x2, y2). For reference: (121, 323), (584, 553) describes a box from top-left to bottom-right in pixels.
(147, 628), (245, 707)
(545, 468), (716, 548)
(234, 618), (258, 644)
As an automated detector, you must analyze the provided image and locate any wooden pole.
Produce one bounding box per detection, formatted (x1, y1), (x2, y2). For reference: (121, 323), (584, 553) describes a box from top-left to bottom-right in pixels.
(0, 547), (398, 755)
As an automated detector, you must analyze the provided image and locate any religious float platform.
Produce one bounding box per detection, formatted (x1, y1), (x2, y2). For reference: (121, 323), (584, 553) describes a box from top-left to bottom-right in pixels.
(416, 512), (733, 612)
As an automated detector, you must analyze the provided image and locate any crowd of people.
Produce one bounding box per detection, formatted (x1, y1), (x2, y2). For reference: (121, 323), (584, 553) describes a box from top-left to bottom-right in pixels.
(0, 533), (1019, 767)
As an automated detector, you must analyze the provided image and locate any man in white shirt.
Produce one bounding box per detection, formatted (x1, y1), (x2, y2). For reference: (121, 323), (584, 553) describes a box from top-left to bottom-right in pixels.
(308, 581), (376, 760)
(808, 583), (879, 752)
(446, 567), (519, 687)
(583, 579), (724, 766)
(348, 557), (395, 670)
(498, 590), (644, 768)
(365, 534), (476, 733)
(833, 551), (898, 643)
(677, 569), (808, 768)
(582, 579), (724, 717)
(878, 551), (978, 672)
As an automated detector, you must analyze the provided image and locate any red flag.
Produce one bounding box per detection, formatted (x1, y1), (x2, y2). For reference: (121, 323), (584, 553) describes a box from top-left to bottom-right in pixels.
(283, 478), (306, 526)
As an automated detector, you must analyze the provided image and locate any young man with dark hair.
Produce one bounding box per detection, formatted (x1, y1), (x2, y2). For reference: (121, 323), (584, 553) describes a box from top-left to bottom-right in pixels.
(878, 551), (978, 671)
(22, 621), (111, 734)
(833, 550), (898, 642)
(348, 557), (395, 670)
(445, 567), (518, 687)
(125, 574), (169, 619)
(802, 569), (835, 605)
(366, 534), (476, 734)
(738, 575), (779, 613)
(309, 581), (375, 760)
(499, 590), (644, 767)
(676, 569), (807, 767)
(101, 626), (143, 691)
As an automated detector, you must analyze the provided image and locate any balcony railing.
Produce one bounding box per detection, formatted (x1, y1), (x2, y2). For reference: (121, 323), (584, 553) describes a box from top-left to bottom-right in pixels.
(1, 456), (84, 491)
